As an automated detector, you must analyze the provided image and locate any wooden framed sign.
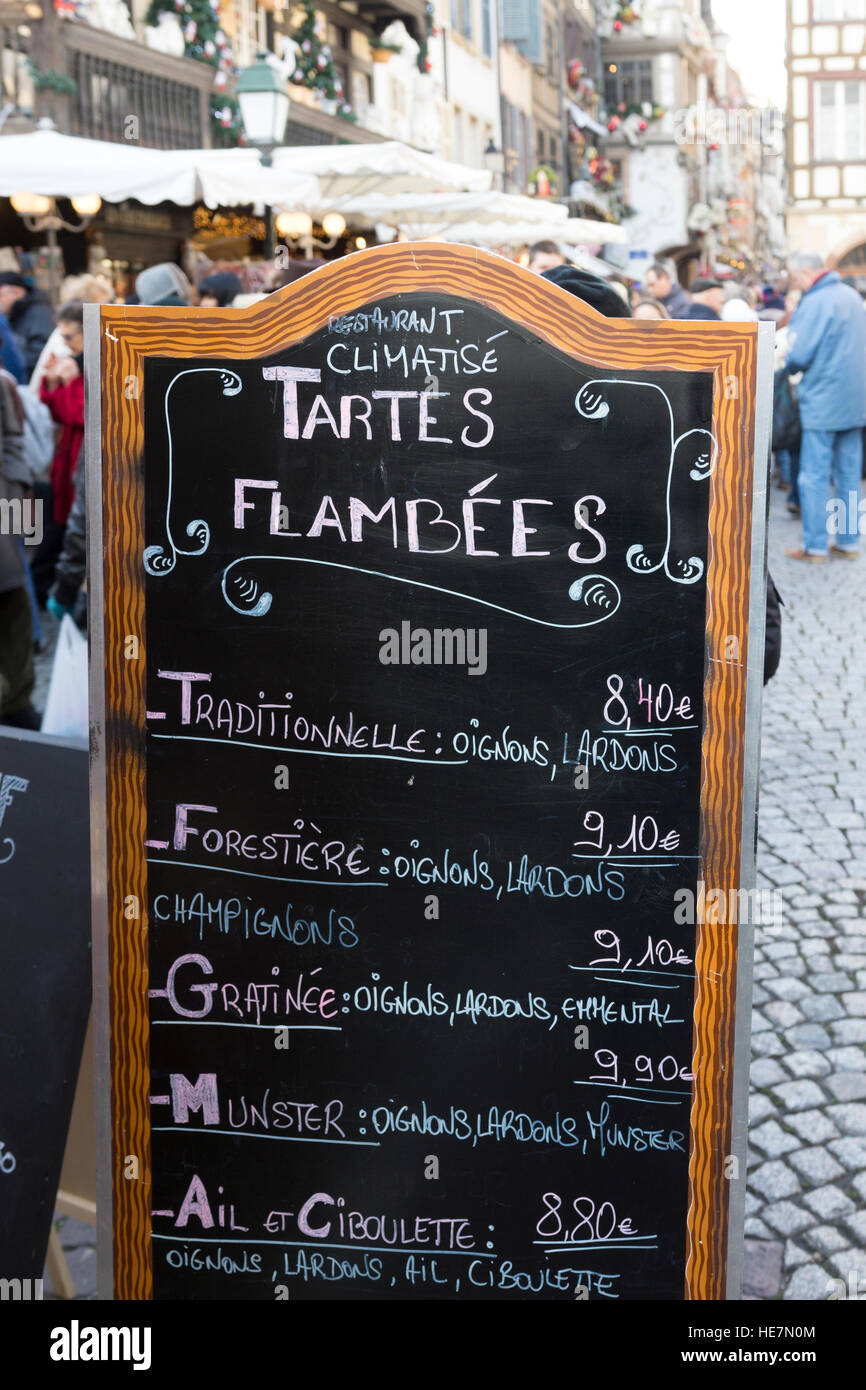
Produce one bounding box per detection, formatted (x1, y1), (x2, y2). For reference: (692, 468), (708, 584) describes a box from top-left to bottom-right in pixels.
(88, 245), (772, 1302)
(0, 728), (91, 1281)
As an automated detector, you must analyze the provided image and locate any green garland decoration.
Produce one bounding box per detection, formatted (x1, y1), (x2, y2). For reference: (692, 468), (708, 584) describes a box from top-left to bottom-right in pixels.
(26, 60), (77, 97)
(144, 0), (243, 144)
(289, 1), (353, 116)
(210, 93), (244, 146)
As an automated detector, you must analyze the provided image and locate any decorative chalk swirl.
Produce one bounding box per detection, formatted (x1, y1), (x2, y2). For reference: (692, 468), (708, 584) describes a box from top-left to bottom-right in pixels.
(144, 367), (242, 577)
(221, 555), (621, 629)
(575, 379), (716, 588)
(224, 563), (273, 619)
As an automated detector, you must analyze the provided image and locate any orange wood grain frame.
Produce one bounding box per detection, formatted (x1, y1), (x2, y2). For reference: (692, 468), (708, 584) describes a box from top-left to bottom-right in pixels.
(95, 241), (758, 1300)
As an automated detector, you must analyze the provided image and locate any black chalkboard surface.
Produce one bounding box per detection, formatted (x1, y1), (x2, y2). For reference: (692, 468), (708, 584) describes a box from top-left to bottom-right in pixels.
(0, 729), (91, 1279)
(139, 291), (718, 1300)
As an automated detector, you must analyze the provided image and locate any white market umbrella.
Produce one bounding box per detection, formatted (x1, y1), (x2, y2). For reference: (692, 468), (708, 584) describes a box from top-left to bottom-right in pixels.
(396, 216), (627, 249)
(0, 129), (320, 209)
(187, 147), (322, 209)
(327, 188), (568, 229)
(269, 139), (492, 201)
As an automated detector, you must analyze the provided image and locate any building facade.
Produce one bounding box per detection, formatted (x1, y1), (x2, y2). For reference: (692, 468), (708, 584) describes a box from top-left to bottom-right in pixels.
(786, 0), (866, 279)
(599, 0), (715, 276)
(498, 0), (599, 202)
(0, 0), (429, 149)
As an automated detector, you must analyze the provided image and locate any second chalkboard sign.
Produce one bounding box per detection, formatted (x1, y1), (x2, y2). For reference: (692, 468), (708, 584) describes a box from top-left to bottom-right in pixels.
(88, 246), (772, 1301)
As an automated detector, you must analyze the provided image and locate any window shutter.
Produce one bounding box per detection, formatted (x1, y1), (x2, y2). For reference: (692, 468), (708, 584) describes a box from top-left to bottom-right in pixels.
(502, 0), (530, 45)
(502, 0), (542, 62)
(524, 0), (542, 65)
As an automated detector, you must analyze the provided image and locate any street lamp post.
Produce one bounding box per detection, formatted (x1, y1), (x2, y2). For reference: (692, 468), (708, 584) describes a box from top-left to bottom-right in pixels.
(9, 191), (102, 306)
(273, 211), (348, 259)
(237, 52), (292, 259)
(236, 53), (291, 167)
(484, 139), (505, 191)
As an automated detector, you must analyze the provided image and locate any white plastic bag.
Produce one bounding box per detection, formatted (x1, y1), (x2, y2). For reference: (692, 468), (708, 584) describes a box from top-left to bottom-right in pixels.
(41, 615), (88, 741)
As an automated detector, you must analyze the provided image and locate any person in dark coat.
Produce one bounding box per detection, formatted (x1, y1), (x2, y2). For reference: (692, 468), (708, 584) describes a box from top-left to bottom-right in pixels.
(0, 370), (39, 727)
(47, 449), (86, 623)
(644, 262), (691, 318)
(541, 264), (631, 317)
(686, 277), (724, 321)
(0, 271), (55, 376)
(197, 271), (242, 307)
(764, 577), (782, 684)
(0, 310), (25, 383)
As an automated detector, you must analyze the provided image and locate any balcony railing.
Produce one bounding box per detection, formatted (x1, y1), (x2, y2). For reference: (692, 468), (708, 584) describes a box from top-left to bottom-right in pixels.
(64, 23), (213, 147)
(1, 6), (398, 149)
(1, 9), (212, 147)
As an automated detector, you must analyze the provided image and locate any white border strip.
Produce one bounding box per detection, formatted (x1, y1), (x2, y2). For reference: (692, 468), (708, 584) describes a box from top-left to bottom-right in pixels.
(725, 319), (775, 1299)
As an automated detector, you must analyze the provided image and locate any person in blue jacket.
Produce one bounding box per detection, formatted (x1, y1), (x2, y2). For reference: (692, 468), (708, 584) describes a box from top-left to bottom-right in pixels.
(784, 250), (866, 561)
(0, 311), (25, 383)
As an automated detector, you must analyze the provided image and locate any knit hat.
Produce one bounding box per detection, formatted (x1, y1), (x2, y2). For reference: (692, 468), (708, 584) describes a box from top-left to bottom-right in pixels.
(720, 297), (758, 323)
(541, 264), (631, 318)
(0, 271), (29, 290)
(135, 262), (192, 307)
(197, 271), (242, 307)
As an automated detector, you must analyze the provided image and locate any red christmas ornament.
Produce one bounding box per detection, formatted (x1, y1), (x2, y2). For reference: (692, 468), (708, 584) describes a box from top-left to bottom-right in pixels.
(607, 116), (620, 131)
(613, 19), (622, 30)
(618, 101), (626, 112)
(638, 119), (647, 131)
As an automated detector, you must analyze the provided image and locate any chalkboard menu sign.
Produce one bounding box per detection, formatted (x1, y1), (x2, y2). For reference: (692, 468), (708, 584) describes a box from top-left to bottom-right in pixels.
(0, 729), (91, 1279)
(88, 246), (771, 1301)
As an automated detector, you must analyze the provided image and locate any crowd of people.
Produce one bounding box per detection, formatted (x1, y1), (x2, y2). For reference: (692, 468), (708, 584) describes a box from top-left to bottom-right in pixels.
(528, 241), (865, 570)
(0, 256), (329, 729)
(1, 238), (862, 726)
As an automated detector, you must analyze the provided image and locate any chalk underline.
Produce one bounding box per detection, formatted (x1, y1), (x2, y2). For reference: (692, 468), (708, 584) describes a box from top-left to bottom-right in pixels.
(568, 965), (693, 978)
(607, 1093), (681, 1106)
(571, 853), (701, 861)
(149, 731), (467, 767)
(591, 976), (682, 992)
(601, 725), (699, 736)
(150, 1126), (377, 1147)
(573, 1080), (692, 1098)
(145, 857), (387, 888)
(536, 1237), (657, 1248)
(150, 1233), (495, 1258)
(542, 1251), (656, 1262)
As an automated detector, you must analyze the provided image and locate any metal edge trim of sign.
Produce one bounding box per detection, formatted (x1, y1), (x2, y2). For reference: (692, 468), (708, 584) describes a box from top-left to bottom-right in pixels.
(725, 319), (774, 1299)
(84, 301), (114, 1299)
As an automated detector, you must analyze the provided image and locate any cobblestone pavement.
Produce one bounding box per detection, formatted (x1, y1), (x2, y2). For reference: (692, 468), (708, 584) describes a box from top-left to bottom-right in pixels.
(34, 486), (866, 1301)
(742, 484), (866, 1300)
